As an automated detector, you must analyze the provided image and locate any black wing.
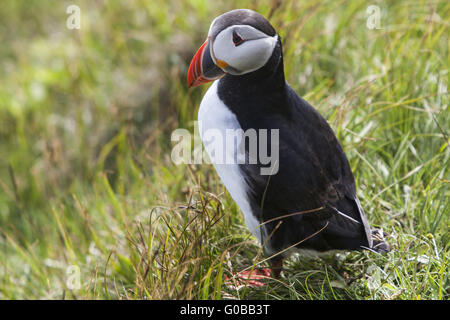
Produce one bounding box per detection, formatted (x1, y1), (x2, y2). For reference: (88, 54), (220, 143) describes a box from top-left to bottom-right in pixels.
(239, 84), (372, 253)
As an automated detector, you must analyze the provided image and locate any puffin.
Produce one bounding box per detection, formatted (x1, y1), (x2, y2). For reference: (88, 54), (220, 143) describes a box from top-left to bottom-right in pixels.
(187, 9), (388, 280)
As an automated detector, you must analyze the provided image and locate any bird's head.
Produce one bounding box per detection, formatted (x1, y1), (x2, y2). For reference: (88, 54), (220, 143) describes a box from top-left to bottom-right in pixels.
(187, 9), (279, 88)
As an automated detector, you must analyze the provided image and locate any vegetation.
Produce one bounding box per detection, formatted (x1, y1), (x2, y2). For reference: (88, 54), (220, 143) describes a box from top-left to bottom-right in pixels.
(0, 0), (448, 299)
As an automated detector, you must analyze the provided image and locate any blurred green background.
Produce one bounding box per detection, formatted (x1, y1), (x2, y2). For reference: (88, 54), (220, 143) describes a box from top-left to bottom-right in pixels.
(0, 0), (448, 299)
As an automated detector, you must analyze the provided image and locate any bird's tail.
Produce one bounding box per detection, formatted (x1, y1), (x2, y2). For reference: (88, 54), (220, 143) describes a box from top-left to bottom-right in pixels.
(371, 228), (390, 253)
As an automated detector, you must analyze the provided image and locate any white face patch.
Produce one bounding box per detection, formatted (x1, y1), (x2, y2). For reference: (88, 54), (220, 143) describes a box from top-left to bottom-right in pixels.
(210, 25), (278, 75)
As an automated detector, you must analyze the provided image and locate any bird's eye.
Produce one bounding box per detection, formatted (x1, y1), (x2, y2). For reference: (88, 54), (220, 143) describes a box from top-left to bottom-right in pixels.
(232, 31), (244, 46)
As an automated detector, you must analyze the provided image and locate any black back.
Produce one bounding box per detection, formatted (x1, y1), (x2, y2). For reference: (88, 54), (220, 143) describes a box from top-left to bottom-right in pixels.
(217, 36), (371, 253)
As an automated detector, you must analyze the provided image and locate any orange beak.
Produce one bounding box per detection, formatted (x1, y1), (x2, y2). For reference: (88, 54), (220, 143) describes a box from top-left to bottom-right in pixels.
(187, 39), (226, 88)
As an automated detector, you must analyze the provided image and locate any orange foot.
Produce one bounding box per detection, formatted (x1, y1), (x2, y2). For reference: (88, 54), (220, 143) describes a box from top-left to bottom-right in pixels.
(224, 268), (273, 289)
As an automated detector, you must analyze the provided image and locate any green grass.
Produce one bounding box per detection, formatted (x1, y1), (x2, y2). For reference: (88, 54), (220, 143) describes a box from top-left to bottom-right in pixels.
(0, 0), (448, 299)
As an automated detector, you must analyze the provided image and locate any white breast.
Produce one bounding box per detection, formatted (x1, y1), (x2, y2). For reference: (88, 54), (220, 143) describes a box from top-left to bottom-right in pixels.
(198, 81), (262, 242)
